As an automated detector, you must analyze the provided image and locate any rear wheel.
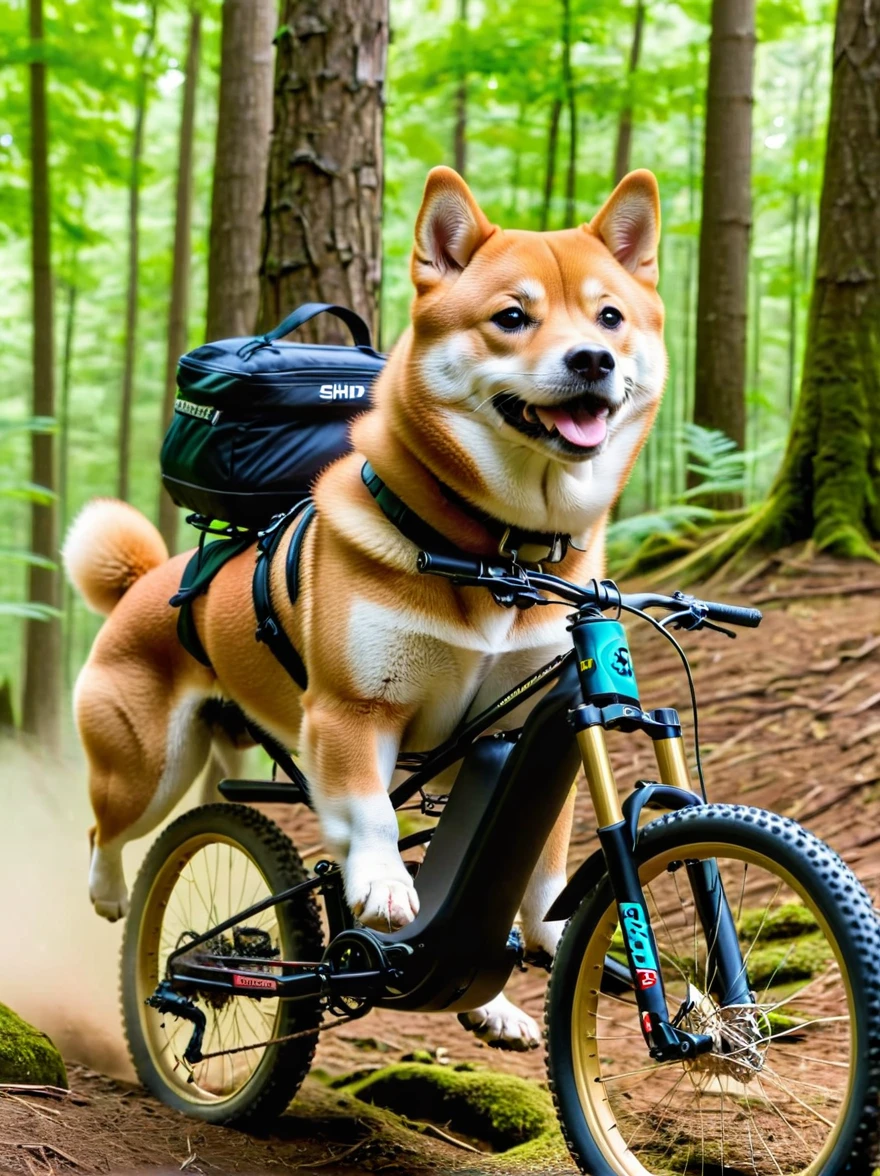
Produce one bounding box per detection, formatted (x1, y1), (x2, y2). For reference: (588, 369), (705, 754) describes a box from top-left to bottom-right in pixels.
(546, 804), (880, 1174)
(121, 803), (323, 1126)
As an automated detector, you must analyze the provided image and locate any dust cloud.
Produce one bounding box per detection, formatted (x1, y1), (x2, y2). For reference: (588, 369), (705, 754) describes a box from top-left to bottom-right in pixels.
(0, 739), (158, 1081)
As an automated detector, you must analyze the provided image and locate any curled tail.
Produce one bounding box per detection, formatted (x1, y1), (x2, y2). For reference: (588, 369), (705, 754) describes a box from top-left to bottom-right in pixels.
(63, 499), (169, 616)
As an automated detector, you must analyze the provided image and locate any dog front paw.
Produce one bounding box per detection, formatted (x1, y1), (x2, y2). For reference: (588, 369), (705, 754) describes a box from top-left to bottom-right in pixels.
(348, 870), (420, 931)
(458, 993), (541, 1051)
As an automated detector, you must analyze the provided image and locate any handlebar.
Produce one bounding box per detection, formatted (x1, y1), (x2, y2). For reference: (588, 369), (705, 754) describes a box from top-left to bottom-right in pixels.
(416, 550), (763, 630)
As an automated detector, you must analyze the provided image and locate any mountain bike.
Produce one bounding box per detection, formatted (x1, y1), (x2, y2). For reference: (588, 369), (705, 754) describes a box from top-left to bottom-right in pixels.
(121, 553), (880, 1175)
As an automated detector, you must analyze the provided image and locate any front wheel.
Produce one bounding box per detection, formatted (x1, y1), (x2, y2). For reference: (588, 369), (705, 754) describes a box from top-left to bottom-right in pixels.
(546, 804), (880, 1175)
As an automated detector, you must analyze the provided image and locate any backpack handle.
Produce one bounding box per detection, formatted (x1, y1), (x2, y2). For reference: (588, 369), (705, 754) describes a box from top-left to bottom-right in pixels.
(241, 303), (373, 357)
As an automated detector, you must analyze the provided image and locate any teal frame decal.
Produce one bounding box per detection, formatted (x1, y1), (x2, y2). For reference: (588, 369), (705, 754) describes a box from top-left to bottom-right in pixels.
(620, 901), (660, 990)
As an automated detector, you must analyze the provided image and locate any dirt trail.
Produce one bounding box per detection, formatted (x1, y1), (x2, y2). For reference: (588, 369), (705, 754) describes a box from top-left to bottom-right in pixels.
(2, 556), (879, 1174)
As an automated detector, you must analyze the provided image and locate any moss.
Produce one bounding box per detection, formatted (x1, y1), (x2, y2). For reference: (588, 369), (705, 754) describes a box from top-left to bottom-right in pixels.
(0, 1002), (67, 1087)
(738, 901), (819, 943)
(745, 933), (833, 989)
(488, 1127), (571, 1171)
(347, 1061), (557, 1152)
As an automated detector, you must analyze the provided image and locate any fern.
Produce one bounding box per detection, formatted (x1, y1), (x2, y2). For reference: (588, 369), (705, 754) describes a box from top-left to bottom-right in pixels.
(608, 426), (781, 573)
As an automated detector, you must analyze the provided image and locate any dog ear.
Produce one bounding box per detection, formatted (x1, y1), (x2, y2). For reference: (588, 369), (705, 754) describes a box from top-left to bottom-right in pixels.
(589, 170), (661, 286)
(412, 167), (495, 290)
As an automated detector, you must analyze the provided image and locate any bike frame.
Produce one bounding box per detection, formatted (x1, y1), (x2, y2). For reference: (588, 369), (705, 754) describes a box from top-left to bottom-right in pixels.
(158, 586), (754, 1067)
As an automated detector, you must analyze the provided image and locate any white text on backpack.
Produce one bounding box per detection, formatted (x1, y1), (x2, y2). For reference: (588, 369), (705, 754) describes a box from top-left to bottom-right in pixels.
(320, 384), (366, 400)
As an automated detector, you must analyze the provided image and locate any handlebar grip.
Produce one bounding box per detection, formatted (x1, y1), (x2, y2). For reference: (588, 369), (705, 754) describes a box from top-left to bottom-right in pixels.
(703, 600), (763, 628)
(416, 550), (486, 578)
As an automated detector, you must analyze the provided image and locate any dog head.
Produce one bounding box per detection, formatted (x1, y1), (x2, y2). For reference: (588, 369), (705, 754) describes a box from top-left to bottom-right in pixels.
(385, 167), (666, 536)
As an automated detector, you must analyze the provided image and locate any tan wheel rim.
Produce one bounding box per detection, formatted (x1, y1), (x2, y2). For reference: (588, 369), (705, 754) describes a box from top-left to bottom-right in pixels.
(134, 833), (289, 1107)
(569, 843), (857, 1175)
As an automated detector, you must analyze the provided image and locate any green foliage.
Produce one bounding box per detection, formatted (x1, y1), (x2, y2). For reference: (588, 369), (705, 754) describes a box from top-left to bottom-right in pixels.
(0, 417), (60, 628)
(607, 425), (777, 571)
(0, 0), (838, 697)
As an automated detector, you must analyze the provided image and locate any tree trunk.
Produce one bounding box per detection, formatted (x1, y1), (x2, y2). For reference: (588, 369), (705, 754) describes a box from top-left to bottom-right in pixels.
(21, 0), (61, 748)
(453, 0), (467, 177)
(613, 0), (646, 185)
(672, 0), (880, 579)
(692, 0), (755, 502)
(759, 0), (880, 557)
(117, 2), (158, 502)
(748, 256), (761, 498)
(540, 97), (562, 232)
(158, 7), (201, 554)
(205, 0), (276, 341)
(562, 0), (577, 227)
(259, 0), (388, 344)
(59, 272), (77, 691)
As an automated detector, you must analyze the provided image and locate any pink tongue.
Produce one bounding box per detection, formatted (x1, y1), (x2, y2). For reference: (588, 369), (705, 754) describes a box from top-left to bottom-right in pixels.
(543, 407), (607, 449)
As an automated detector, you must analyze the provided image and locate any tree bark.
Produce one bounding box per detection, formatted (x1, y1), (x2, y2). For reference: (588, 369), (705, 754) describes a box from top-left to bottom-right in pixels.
(561, 0), (577, 227)
(613, 0), (646, 185)
(22, 0), (61, 747)
(59, 272), (77, 690)
(540, 97), (562, 232)
(158, 7), (201, 554)
(453, 0), (467, 177)
(259, 0), (388, 344)
(205, 0), (276, 341)
(673, 0), (880, 579)
(692, 0), (755, 501)
(759, 0), (880, 557)
(117, 2), (158, 502)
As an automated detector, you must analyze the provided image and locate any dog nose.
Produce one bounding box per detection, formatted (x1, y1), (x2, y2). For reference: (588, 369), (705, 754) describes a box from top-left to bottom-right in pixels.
(564, 345), (615, 381)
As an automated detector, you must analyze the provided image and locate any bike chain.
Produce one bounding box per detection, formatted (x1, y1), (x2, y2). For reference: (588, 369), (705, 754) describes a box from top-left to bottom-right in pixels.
(191, 1012), (357, 1064)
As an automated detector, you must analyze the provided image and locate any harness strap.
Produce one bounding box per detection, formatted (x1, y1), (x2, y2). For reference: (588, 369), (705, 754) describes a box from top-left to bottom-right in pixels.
(252, 501), (315, 690)
(171, 532), (255, 668)
(361, 460), (460, 556)
(360, 460), (570, 565)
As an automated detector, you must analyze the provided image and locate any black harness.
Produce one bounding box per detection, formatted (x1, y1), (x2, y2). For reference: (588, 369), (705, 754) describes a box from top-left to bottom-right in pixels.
(170, 461), (569, 692)
(361, 461), (572, 565)
(170, 500), (315, 689)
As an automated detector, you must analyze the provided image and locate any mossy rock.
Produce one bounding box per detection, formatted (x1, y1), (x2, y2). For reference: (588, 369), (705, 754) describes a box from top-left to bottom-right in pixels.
(745, 933), (832, 989)
(738, 901), (819, 943)
(347, 1061), (557, 1152)
(0, 1002), (67, 1087)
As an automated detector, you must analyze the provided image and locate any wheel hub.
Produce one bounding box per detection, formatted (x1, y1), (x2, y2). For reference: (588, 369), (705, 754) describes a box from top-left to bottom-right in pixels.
(680, 984), (766, 1083)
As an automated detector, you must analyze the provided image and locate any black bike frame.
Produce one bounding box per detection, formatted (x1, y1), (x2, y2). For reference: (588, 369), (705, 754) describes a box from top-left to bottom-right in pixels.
(162, 588), (754, 1066)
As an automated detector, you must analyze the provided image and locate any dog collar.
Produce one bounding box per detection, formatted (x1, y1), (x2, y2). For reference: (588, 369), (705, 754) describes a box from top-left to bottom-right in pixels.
(360, 461), (571, 565)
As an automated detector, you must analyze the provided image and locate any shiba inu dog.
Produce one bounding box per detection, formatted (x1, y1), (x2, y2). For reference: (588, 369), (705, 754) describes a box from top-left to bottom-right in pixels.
(64, 167), (665, 1048)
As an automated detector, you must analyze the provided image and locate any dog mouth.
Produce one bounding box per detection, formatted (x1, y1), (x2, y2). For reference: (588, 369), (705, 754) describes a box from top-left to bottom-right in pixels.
(493, 391), (618, 452)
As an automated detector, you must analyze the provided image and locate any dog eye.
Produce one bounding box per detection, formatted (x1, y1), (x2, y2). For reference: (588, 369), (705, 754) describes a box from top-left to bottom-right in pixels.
(491, 307), (529, 331)
(599, 306), (623, 329)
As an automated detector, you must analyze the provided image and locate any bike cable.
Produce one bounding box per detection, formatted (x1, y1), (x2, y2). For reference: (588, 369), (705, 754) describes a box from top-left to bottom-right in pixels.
(619, 602), (709, 803)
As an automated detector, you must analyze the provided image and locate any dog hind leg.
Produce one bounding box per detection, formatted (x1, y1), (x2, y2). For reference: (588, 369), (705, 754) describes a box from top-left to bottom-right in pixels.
(457, 993), (541, 1052)
(81, 675), (213, 921)
(458, 786), (576, 1050)
(518, 783), (576, 962)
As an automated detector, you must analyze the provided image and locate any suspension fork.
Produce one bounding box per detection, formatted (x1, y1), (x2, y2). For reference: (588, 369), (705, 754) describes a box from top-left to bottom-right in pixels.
(569, 612), (748, 1061)
(572, 707), (710, 1061)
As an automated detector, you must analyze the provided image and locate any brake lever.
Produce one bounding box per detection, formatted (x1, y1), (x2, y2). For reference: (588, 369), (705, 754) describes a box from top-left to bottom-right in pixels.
(701, 618), (737, 640)
(666, 607), (736, 640)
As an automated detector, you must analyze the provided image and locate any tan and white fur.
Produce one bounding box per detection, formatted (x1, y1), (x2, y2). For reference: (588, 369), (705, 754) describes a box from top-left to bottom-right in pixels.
(65, 168), (666, 1049)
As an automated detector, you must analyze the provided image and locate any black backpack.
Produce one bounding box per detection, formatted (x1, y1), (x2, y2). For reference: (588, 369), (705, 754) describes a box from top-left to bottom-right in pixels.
(160, 303), (385, 529)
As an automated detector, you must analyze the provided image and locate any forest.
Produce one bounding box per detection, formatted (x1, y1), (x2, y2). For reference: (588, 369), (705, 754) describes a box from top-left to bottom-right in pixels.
(1, 0), (878, 747)
(2, 2), (880, 1173)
